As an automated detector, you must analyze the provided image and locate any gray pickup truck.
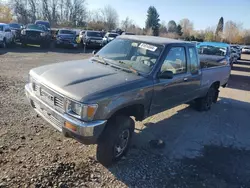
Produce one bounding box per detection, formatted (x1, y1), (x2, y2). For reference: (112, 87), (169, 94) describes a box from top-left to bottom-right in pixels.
(25, 35), (231, 166)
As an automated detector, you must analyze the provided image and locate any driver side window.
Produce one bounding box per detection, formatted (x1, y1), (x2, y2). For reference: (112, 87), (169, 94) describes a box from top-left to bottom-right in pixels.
(161, 47), (187, 75)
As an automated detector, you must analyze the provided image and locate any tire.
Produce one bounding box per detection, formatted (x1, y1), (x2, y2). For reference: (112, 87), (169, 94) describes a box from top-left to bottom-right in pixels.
(195, 86), (216, 111)
(41, 42), (49, 48)
(2, 38), (6, 48)
(21, 43), (26, 47)
(96, 115), (135, 167)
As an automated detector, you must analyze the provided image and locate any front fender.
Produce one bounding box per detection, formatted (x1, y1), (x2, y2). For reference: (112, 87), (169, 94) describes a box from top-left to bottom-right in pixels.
(94, 87), (154, 120)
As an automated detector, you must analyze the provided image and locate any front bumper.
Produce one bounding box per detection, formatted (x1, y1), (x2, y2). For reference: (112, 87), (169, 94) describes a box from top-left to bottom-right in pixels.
(85, 41), (103, 47)
(25, 84), (106, 144)
(20, 36), (46, 45)
(56, 40), (78, 47)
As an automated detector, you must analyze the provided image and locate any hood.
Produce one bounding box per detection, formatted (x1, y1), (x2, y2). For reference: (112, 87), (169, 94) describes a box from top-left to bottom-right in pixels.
(30, 59), (143, 102)
(108, 37), (115, 41)
(199, 54), (226, 63)
(25, 29), (44, 33)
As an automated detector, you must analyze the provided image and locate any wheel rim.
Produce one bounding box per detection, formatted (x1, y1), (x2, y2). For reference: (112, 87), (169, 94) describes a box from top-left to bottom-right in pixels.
(114, 129), (130, 158)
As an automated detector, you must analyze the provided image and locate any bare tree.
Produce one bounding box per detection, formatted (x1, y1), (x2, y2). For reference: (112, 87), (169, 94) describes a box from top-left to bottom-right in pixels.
(12, 0), (31, 24)
(179, 18), (194, 38)
(121, 17), (133, 31)
(101, 5), (119, 31)
(224, 21), (242, 44)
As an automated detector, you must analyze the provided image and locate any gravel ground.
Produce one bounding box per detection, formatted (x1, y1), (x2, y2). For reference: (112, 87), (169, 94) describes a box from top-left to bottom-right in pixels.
(1, 46), (250, 188)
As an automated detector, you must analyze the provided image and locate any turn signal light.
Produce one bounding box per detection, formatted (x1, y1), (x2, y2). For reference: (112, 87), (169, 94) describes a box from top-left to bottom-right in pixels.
(65, 122), (77, 132)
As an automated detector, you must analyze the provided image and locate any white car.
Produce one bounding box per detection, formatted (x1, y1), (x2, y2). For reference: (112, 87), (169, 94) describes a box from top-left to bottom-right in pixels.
(242, 46), (250, 54)
(0, 23), (14, 48)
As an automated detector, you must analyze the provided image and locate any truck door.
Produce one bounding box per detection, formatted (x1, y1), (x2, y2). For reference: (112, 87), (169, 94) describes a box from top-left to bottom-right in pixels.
(150, 46), (190, 115)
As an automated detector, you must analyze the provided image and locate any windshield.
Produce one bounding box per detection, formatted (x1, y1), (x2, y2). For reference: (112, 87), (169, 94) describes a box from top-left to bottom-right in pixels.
(0, 26), (3, 31)
(108, 33), (118, 38)
(59, 30), (76, 35)
(35, 21), (50, 28)
(9, 23), (20, 29)
(198, 45), (227, 56)
(96, 38), (164, 74)
(123, 32), (135, 35)
(27, 24), (45, 31)
(86, 31), (102, 37)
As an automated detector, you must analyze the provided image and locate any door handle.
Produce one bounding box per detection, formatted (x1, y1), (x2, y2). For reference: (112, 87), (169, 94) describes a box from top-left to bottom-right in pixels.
(183, 78), (188, 81)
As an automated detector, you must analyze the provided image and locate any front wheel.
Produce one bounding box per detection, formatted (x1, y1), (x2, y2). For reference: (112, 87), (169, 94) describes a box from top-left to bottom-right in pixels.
(96, 115), (135, 167)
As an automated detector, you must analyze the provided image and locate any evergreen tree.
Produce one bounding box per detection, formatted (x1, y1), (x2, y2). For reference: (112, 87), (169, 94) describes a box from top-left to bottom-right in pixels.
(176, 24), (183, 36)
(216, 17), (224, 35)
(145, 6), (160, 36)
(168, 20), (177, 33)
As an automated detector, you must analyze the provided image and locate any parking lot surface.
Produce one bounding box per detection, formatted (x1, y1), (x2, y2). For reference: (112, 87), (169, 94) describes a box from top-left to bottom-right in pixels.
(0, 48), (250, 188)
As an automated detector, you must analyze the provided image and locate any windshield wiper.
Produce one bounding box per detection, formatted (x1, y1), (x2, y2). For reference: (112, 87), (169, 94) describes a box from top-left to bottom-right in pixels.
(117, 60), (141, 76)
(91, 55), (109, 65)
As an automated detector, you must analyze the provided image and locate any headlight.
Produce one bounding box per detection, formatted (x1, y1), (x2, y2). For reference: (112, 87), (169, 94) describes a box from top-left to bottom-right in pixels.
(40, 32), (46, 37)
(21, 30), (26, 35)
(66, 100), (98, 121)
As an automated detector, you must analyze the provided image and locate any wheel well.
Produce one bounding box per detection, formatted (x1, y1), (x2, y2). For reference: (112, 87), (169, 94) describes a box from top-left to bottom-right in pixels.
(111, 104), (145, 121)
(212, 81), (220, 89)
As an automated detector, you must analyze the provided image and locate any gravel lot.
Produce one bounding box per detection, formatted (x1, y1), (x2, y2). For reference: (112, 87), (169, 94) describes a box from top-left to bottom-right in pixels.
(0, 47), (250, 188)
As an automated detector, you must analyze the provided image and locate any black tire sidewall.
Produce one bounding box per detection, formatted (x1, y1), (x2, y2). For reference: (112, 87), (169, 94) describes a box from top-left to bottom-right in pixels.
(96, 116), (135, 166)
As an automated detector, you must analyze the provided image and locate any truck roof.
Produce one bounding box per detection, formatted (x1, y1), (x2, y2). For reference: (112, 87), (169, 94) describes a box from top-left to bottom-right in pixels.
(118, 35), (190, 45)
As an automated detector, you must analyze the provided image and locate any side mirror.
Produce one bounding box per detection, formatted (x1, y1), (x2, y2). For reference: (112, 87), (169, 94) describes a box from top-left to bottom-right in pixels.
(159, 70), (173, 79)
(92, 50), (97, 54)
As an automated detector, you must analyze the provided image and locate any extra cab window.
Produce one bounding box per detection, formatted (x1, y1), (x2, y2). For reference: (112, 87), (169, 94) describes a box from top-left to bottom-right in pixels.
(161, 47), (187, 75)
(188, 47), (199, 73)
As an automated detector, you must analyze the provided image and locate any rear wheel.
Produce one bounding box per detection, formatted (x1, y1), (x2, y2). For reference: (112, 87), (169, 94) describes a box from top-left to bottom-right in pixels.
(195, 86), (217, 111)
(96, 115), (135, 167)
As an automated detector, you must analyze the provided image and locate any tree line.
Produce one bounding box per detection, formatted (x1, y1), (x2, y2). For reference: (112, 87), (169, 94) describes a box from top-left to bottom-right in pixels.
(1, 1), (250, 44)
(144, 6), (250, 44)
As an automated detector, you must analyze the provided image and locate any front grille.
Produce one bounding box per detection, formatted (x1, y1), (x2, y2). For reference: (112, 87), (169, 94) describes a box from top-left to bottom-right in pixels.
(54, 97), (64, 109)
(33, 102), (62, 129)
(33, 82), (64, 111)
(26, 31), (41, 38)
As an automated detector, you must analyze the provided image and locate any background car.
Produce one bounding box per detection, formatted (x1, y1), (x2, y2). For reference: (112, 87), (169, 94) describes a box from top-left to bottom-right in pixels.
(102, 32), (118, 46)
(9, 23), (22, 41)
(20, 24), (51, 48)
(0, 23), (14, 48)
(242, 46), (250, 54)
(121, 32), (135, 35)
(231, 45), (242, 59)
(56, 29), (78, 48)
(230, 47), (239, 64)
(197, 42), (232, 67)
(82, 30), (103, 48)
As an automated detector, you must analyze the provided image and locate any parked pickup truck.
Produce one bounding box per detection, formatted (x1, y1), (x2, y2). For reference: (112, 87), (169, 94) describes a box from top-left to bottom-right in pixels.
(25, 35), (231, 166)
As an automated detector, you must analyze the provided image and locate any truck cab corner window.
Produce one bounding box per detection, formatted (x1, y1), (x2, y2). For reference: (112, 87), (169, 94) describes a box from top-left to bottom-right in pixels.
(188, 47), (199, 74)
